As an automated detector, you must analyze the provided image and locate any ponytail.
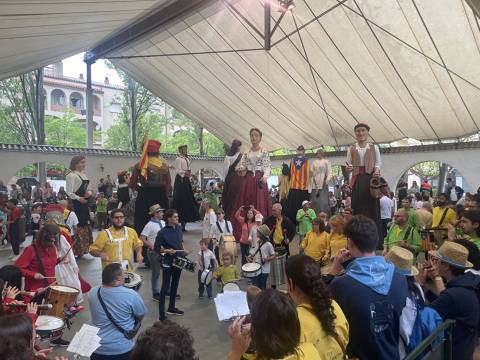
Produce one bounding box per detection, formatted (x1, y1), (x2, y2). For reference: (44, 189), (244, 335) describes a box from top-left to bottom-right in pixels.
(285, 254), (337, 337)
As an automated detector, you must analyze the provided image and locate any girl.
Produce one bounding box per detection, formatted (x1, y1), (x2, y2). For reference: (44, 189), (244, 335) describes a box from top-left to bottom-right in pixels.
(328, 215), (348, 260)
(248, 225), (275, 290)
(285, 254), (349, 358)
(235, 206), (256, 265)
(300, 219), (329, 263)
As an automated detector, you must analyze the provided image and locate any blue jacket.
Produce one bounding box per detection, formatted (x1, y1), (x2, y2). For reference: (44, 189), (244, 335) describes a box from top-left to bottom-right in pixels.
(330, 256), (408, 360)
(154, 224), (184, 267)
(430, 272), (480, 360)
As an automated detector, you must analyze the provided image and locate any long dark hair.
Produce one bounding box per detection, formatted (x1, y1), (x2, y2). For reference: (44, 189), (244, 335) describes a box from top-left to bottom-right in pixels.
(227, 139), (242, 156)
(69, 155), (86, 171)
(36, 223), (59, 247)
(244, 207), (255, 224)
(0, 265), (23, 290)
(285, 254), (337, 337)
(251, 289), (300, 359)
(0, 314), (34, 360)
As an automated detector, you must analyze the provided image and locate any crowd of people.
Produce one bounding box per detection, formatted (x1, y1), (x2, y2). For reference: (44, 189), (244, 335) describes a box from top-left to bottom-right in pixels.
(1, 122), (480, 359)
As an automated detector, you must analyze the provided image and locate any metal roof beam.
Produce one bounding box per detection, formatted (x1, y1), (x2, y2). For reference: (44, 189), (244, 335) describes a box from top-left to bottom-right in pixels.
(466, 0), (480, 18)
(87, 0), (218, 61)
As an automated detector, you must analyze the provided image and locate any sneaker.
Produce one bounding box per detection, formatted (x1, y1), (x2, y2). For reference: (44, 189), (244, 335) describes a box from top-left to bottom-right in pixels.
(167, 308), (184, 316)
(152, 294), (161, 302)
(50, 338), (70, 347)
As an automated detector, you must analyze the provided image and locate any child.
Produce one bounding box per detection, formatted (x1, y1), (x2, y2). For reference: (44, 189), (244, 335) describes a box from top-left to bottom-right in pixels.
(300, 218), (329, 263)
(242, 285), (262, 360)
(328, 215), (348, 259)
(248, 225), (275, 290)
(214, 252), (239, 285)
(197, 238), (218, 299)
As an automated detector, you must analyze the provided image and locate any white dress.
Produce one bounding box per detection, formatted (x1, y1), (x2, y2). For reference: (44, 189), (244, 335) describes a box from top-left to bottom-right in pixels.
(55, 235), (83, 303)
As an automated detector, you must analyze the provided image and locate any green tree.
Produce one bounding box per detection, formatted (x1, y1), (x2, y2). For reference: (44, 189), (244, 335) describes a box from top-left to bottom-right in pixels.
(0, 69), (45, 144)
(44, 110), (86, 147)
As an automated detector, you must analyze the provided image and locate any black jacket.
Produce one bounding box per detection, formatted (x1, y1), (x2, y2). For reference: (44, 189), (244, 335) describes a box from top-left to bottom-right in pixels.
(430, 272), (480, 360)
(263, 215), (295, 244)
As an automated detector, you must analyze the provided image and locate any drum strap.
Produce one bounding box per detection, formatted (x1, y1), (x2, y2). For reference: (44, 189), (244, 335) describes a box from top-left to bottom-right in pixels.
(105, 228), (128, 261)
(97, 288), (141, 339)
(216, 221), (231, 234)
(33, 244), (49, 287)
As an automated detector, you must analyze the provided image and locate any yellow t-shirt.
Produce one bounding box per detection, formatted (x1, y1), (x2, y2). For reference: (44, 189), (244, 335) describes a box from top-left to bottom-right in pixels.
(89, 226), (143, 270)
(213, 264), (239, 284)
(244, 342), (321, 360)
(432, 206), (456, 228)
(328, 233), (347, 259)
(297, 302), (349, 360)
(273, 218), (284, 245)
(300, 231), (328, 261)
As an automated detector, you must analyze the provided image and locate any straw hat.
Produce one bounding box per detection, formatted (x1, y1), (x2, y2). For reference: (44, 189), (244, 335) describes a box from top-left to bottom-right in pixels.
(148, 204), (165, 215)
(429, 241), (473, 269)
(257, 224), (271, 241)
(385, 246), (419, 276)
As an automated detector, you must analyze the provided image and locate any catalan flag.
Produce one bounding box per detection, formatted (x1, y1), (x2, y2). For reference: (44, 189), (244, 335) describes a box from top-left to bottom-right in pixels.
(289, 156), (309, 190)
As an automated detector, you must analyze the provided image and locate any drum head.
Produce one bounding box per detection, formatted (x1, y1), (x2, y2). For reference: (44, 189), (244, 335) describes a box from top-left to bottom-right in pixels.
(36, 315), (64, 330)
(223, 282), (240, 292)
(49, 285), (79, 294)
(201, 270), (213, 285)
(242, 262), (261, 272)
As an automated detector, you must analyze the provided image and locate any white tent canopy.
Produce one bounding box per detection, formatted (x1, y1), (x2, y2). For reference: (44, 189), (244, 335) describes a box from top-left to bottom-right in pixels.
(1, 0), (480, 149)
(0, 0), (170, 80)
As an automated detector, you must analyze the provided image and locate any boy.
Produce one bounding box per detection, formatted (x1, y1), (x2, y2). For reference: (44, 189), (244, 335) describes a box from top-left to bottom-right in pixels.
(197, 238), (218, 299)
(214, 252), (239, 285)
(248, 224), (275, 290)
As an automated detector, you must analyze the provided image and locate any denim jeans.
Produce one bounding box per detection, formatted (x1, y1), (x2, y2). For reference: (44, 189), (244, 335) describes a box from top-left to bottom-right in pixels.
(197, 270), (213, 298)
(253, 273), (269, 290)
(147, 250), (161, 295)
(159, 266), (181, 320)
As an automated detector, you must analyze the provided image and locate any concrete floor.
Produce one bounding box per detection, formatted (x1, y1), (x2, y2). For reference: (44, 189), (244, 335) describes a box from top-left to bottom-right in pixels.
(0, 223), (300, 359)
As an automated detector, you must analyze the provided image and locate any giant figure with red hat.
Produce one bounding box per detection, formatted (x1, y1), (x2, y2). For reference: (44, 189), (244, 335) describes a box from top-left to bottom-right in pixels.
(129, 139), (171, 237)
(346, 123), (382, 234)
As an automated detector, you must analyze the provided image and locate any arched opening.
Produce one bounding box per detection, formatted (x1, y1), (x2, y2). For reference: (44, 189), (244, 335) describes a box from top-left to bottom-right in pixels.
(93, 95), (101, 116)
(395, 161), (468, 202)
(50, 89), (66, 111)
(70, 92), (84, 113)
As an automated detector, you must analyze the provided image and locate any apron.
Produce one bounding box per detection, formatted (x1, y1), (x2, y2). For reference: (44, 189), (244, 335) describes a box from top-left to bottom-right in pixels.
(73, 176), (90, 226)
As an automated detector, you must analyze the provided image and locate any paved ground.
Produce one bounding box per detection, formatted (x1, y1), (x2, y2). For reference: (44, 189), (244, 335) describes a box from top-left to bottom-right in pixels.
(0, 223), (299, 359)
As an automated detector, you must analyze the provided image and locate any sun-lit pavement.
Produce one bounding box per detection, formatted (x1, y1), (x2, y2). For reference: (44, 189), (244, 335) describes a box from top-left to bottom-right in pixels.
(1, 223), (302, 359)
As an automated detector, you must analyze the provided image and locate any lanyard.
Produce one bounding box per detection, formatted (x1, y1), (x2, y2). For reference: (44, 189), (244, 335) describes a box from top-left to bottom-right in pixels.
(105, 227), (129, 261)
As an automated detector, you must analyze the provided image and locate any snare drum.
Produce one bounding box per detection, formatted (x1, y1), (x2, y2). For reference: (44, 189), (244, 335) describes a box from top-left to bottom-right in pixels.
(172, 257), (196, 272)
(223, 282), (240, 292)
(241, 262), (262, 278)
(35, 315), (65, 340)
(124, 271), (143, 291)
(200, 269), (213, 285)
(42, 285), (79, 318)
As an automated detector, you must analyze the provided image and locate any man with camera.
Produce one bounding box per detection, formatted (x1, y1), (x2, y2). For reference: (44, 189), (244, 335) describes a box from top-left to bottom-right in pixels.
(88, 263), (147, 360)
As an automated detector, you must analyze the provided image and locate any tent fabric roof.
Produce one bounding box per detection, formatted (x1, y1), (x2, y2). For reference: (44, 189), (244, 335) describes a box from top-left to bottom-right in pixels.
(108, 0), (480, 149)
(0, 0), (170, 80)
(1, 1), (480, 149)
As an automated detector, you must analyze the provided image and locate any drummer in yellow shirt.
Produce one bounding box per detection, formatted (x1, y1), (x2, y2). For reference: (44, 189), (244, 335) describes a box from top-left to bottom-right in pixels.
(89, 209), (143, 270)
(300, 219), (329, 262)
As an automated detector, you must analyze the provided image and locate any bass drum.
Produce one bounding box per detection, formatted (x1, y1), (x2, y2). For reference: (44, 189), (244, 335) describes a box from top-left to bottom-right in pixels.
(219, 235), (237, 264)
(269, 253), (287, 287)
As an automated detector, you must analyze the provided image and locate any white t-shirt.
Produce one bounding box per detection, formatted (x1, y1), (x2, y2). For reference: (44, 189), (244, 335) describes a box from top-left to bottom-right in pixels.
(450, 188), (458, 202)
(202, 210), (217, 238)
(141, 220), (165, 247)
(65, 210), (79, 236)
(209, 220), (233, 240)
(255, 242), (275, 274)
(380, 196), (394, 220)
(198, 249), (216, 271)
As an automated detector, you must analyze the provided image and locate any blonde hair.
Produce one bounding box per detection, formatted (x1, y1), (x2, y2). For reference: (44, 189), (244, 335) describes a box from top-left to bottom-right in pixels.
(329, 214), (345, 228)
(222, 251), (233, 262)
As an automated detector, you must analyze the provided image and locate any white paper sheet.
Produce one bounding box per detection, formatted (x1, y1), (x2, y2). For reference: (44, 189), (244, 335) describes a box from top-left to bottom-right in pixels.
(214, 291), (250, 321)
(67, 324), (102, 357)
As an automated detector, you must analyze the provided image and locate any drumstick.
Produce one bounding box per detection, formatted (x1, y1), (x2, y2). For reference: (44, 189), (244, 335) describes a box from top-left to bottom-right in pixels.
(19, 290), (36, 298)
(43, 277), (57, 279)
(6, 303), (53, 310)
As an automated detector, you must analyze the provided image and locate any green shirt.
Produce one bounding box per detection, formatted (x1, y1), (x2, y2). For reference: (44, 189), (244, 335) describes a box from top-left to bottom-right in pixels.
(384, 224), (421, 253)
(296, 208), (316, 236)
(403, 208), (422, 229)
(96, 198), (108, 213)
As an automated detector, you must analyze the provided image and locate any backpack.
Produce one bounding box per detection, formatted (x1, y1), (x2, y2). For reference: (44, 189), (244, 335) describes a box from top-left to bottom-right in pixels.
(406, 304), (444, 353)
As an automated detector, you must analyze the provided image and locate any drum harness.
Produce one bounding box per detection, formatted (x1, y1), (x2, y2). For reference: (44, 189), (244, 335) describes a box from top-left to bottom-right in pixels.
(104, 227), (129, 269)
